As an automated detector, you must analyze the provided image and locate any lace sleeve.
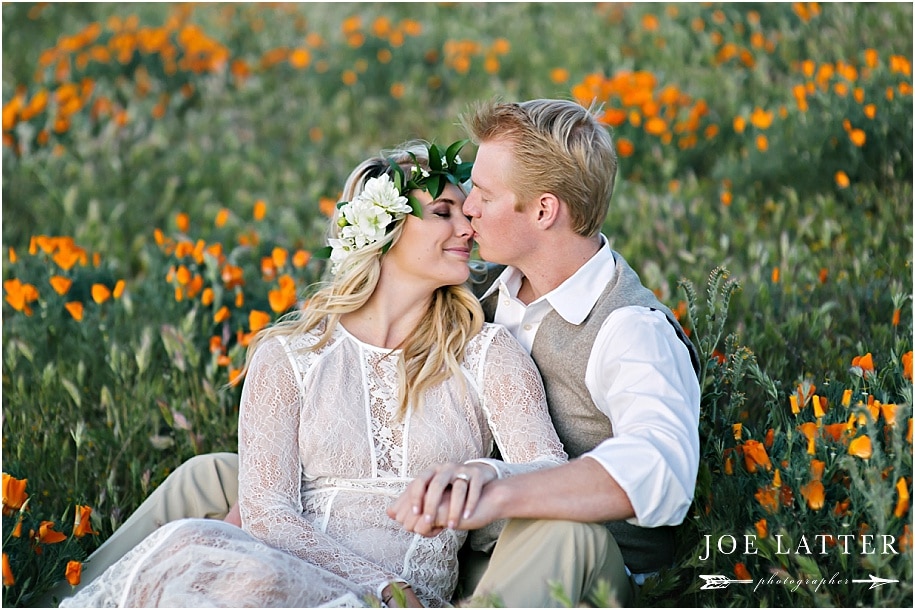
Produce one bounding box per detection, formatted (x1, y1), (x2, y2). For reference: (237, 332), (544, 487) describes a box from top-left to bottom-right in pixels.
(237, 337), (397, 597)
(474, 325), (568, 477)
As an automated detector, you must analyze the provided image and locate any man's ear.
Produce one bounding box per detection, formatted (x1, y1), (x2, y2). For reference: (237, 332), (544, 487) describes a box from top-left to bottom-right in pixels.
(534, 193), (561, 229)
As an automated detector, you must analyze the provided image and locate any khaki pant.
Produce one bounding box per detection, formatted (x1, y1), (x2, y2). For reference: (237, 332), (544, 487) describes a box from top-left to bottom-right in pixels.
(44, 453), (634, 607)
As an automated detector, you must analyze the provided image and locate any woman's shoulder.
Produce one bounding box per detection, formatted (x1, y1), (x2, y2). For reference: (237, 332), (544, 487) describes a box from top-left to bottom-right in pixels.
(251, 321), (336, 365)
(465, 322), (525, 359)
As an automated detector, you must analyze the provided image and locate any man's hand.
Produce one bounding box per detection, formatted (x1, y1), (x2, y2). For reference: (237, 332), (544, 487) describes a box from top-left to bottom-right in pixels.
(387, 462), (497, 535)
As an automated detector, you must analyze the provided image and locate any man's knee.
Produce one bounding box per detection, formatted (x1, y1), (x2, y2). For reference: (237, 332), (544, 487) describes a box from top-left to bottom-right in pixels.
(158, 452), (239, 520)
(483, 519), (632, 607)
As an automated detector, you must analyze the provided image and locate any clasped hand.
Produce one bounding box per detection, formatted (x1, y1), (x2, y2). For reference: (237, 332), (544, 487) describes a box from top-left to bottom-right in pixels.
(387, 462), (497, 536)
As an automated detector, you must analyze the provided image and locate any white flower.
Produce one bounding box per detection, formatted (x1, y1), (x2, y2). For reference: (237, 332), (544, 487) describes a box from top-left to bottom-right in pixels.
(327, 174), (412, 274)
(359, 174), (411, 215)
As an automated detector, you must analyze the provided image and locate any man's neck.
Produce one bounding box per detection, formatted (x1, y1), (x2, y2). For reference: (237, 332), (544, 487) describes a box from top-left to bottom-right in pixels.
(513, 234), (603, 305)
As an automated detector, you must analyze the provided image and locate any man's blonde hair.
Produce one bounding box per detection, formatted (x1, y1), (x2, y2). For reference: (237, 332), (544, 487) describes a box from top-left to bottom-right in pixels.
(461, 99), (617, 236)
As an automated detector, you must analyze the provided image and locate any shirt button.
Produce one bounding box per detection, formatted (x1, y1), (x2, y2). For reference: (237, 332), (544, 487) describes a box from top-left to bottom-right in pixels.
(503, 300), (511, 306)
(523, 324), (533, 331)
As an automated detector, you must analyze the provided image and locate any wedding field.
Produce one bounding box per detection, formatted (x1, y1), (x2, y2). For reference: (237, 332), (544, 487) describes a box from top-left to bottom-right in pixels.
(2, 2), (913, 607)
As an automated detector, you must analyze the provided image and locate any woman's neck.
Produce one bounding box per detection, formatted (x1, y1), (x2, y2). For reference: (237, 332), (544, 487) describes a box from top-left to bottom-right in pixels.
(340, 276), (434, 350)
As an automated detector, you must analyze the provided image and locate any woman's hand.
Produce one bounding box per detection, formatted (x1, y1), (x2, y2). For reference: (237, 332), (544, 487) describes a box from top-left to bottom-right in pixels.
(381, 583), (424, 607)
(387, 462), (497, 536)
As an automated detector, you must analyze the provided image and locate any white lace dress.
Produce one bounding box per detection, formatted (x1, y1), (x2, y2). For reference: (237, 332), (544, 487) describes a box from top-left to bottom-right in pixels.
(61, 321), (566, 608)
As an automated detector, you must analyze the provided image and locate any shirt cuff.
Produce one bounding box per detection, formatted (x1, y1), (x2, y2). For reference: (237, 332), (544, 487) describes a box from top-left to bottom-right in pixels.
(463, 458), (504, 479)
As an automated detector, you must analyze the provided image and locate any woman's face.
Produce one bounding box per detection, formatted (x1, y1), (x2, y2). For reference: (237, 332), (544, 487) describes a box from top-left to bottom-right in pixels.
(383, 182), (473, 289)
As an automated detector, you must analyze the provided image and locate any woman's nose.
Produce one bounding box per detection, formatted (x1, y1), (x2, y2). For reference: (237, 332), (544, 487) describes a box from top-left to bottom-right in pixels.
(455, 213), (473, 237)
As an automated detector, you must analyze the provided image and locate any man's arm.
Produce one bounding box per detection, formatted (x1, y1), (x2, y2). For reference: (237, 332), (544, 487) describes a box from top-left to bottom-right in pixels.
(457, 457), (634, 528)
(395, 457), (631, 535)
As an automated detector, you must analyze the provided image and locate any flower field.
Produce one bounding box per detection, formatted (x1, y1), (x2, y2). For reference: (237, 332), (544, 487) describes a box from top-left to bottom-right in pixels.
(2, 2), (912, 607)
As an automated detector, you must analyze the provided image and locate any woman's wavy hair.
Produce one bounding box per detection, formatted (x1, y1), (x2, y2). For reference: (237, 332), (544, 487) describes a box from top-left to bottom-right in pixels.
(240, 141), (483, 417)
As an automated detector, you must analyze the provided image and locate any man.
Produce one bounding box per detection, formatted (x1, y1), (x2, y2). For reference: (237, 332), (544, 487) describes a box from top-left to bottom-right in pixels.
(389, 99), (700, 607)
(43, 99), (699, 607)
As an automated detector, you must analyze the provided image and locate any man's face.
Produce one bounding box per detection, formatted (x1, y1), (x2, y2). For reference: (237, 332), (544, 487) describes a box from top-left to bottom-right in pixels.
(462, 140), (535, 266)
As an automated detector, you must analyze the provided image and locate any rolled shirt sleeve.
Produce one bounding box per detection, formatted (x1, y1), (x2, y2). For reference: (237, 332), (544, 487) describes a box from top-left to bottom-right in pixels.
(582, 306), (701, 528)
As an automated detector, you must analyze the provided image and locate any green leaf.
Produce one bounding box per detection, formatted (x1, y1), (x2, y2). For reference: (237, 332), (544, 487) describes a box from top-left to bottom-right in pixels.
(445, 139), (469, 162)
(312, 246), (333, 259)
(428, 144), (443, 171)
(407, 194), (424, 218)
(426, 174), (443, 198)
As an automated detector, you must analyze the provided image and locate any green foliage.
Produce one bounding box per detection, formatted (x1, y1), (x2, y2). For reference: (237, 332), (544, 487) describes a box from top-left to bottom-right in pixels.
(2, 2), (912, 607)
(2, 476), (98, 607)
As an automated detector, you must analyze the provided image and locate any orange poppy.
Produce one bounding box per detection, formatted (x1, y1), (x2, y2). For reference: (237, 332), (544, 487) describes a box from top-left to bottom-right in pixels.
(755, 486), (779, 513)
(822, 422), (850, 444)
(65, 560), (82, 586)
(268, 275), (298, 314)
(812, 395), (827, 418)
(797, 422), (818, 455)
(253, 199), (267, 221)
(73, 505), (97, 537)
(213, 306), (230, 324)
(2, 553), (13, 586)
(833, 498), (851, 517)
(2, 473), (28, 516)
(800, 480), (825, 510)
(292, 249), (311, 268)
(249, 310), (271, 333)
(841, 389), (853, 407)
(64, 301), (84, 321)
(49, 275), (73, 295)
(852, 353), (875, 376)
(895, 478), (910, 519)
(742, 440), (771, 473)
(848, 435), (873, 459)
(810, 459), (826, 481)
(4, 278), (40, 315)
(734, 562), (752, 580)
(755, 519), (768, 539)
(33, 520), (67, 545)
(91, 283), (111, 304)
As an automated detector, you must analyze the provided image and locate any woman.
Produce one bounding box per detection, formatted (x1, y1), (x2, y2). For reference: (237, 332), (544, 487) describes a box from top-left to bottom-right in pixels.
(60, 141), (567, 608)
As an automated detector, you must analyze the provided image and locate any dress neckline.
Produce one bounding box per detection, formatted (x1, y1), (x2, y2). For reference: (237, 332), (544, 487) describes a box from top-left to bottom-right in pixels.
(336, 322), (403, 354)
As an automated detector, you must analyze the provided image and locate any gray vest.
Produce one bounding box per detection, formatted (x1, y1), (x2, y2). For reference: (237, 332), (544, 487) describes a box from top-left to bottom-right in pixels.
(471, 253), (699, 573)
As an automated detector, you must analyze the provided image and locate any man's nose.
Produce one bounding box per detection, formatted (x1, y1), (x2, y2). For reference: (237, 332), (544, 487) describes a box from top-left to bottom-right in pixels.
(462, 189), (479, 217)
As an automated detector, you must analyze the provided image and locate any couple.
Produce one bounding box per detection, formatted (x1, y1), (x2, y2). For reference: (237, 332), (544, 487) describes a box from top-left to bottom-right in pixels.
(56, 98), (700, 608)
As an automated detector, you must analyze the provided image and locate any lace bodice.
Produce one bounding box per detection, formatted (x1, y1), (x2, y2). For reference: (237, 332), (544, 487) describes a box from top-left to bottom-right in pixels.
(237, 321), (566, 606)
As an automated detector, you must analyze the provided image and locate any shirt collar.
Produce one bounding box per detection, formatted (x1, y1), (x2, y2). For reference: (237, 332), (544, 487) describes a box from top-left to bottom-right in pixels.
(479, 235), (617, 325)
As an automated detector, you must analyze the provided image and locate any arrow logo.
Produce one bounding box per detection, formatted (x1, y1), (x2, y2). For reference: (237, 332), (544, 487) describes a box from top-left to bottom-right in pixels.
(852, 574), (899, 589)
(699, 575), (754, 590)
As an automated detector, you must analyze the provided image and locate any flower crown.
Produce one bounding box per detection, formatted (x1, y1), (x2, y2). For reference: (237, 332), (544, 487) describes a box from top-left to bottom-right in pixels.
(314, 140), (473, 274)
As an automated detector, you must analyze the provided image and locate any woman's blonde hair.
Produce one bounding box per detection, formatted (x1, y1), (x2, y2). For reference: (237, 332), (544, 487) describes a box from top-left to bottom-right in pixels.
(241, 141), (483, 416)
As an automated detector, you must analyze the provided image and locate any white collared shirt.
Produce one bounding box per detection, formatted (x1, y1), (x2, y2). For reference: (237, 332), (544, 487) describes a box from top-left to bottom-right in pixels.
(480, 237), (700, 528)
